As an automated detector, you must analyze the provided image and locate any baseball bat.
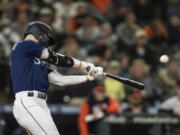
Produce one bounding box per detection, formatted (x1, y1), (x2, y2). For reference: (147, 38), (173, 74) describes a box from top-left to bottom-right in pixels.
(103, 72), (145, 90)
(86, 66), (145, 90)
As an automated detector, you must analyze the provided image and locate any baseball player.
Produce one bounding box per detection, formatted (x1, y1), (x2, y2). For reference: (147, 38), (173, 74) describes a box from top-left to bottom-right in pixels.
(10, 21), (103, 135)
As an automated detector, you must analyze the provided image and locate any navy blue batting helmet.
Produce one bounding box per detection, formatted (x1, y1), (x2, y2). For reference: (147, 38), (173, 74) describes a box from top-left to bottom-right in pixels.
(24, 21), (55, 46)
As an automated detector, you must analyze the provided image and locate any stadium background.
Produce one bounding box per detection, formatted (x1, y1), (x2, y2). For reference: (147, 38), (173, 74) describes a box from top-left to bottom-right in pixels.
(0, 0), (180, 135)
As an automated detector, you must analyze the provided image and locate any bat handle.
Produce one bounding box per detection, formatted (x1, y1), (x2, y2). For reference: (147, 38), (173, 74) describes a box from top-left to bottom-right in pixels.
(103, 72), (107, 76)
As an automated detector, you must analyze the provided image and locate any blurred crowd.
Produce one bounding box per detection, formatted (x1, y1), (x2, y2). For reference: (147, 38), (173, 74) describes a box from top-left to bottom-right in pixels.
(0, 0), (180, 115)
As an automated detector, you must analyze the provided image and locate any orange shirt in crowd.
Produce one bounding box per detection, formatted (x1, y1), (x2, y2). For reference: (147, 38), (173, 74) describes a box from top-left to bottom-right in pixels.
(91, 0), (112, 13)
(78, 97), (120, 135)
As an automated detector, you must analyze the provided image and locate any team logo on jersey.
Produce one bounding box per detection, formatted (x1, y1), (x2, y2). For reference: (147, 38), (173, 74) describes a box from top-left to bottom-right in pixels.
(34, 57), (45, 65)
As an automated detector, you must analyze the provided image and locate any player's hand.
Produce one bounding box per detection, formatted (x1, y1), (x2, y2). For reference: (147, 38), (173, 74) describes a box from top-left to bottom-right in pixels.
(94, 67), (104, 77)
(80, 61), (96, 75)
(86, 74), (96, 81)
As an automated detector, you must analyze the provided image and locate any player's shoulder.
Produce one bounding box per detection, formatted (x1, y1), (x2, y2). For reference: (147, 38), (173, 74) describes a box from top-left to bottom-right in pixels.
(12, 40), (41, 51)
(19, 40), (38, 46)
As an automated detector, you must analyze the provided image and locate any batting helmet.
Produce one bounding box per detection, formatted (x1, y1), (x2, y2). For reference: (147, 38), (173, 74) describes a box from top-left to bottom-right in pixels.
(24, 21), (55, 46)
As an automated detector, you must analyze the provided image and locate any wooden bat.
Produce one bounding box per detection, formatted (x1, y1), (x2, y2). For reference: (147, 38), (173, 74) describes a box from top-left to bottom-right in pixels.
(86, 66), (145, 90)
(103, 73), (145, 90)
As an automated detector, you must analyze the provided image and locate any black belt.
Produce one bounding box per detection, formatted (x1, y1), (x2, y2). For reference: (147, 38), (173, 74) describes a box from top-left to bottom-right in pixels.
(27, 91), (47, 99)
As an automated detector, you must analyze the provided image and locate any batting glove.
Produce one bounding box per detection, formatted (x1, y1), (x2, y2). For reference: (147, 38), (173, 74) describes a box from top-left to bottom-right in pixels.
(80, 61), (97, 76)
(86, 74), (96, 81)
(94, 67), (104, 77)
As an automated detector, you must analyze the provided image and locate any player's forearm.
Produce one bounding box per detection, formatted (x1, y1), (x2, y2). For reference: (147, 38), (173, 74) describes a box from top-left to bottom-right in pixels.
(41, 49), (88, 69)
(48, 71), (90, 86)
(41, 48), (80, 67)
(41, 49), (103, 76)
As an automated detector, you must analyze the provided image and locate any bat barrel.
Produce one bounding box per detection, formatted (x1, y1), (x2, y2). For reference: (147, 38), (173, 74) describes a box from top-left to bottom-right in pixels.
(105, 73), (144, 90)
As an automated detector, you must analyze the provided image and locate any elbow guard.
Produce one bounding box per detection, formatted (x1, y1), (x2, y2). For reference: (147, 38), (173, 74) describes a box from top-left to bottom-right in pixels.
(46, 49), (74, 67)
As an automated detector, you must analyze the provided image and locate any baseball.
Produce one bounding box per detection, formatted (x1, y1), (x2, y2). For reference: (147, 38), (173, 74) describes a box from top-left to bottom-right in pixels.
(160, 55), (169, 63)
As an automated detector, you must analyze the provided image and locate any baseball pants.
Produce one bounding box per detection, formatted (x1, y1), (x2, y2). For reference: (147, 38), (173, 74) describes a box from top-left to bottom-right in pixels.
(13, 91), (60, 135)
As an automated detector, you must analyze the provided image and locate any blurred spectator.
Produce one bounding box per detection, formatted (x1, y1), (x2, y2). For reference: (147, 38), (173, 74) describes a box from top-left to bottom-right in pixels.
(70, 2), (89, 31)
(78, 83), (120, 135)
(53, 18), (78, 50)
(100, 22), (115, 46)
(95, 21), (116, 48)
(116, 12), (140, 51)
(104, 60), (125, 101)
(128, 59), (156, 99)
(118, 53), (131, 77)
(174, 52), (180, 70)
(62, 18), (75, 34)
(166, 15), (180, 48)
(144, 18), (168, 46)
(110, 2), (130, 31)
(132, 0), (155, 24)
(91, 0), (112, 13)
(124, 90), (146, 114)
(7, 0), (29, 20)
(129, 28), (158, 67)
(166, 0), (180, 17)
(160, 81), (180, 115)
(53, 0), (81, 30)
(59, 34), (86, 59)
(123, 90), (151, 135)
(38, 7), (54, 26)
(53, 0), (79, 18)
(160, 81), (180, 135)
(157, 58), (180, 99)
(76, 14), (101, 42)
(0, 11), (20, 102)
(10, 10), (29, 36)
(89, 45), (112, 67)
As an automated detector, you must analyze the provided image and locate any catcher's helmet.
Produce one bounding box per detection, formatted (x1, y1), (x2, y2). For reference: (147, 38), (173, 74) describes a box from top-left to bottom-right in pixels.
(24, 21), (55, 46)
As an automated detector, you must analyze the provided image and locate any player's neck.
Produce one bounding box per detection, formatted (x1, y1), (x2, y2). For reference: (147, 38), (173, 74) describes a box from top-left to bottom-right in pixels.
(24, 34), (38, 43)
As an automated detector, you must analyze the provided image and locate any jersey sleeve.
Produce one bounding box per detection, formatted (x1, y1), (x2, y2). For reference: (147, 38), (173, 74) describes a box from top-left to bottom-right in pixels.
(20, 41), (46, 58)
(48, 70), (88, 86)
